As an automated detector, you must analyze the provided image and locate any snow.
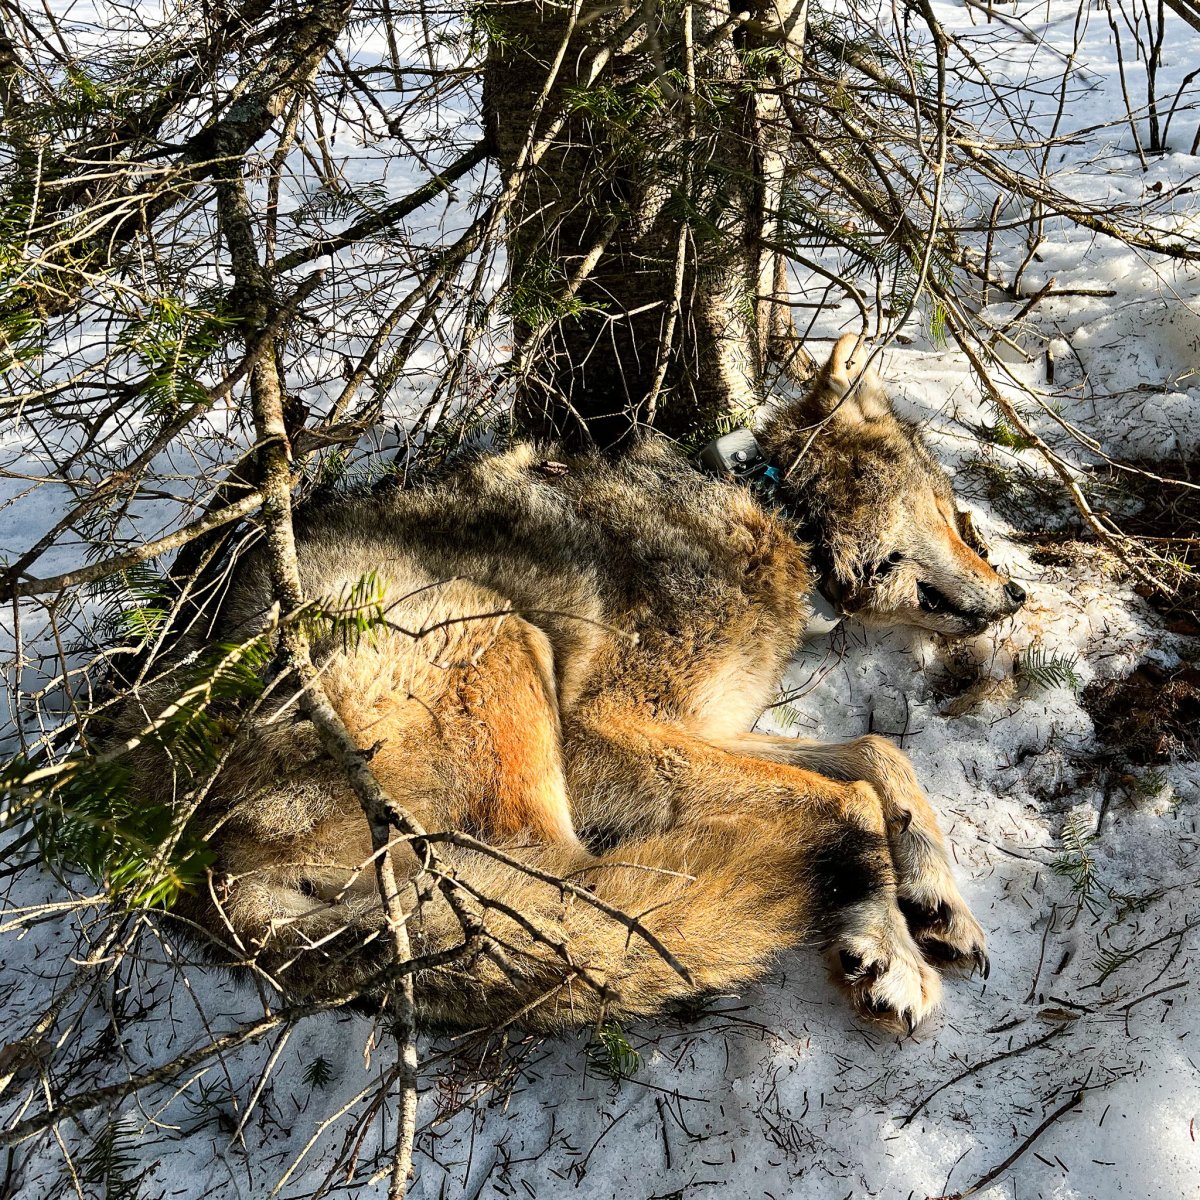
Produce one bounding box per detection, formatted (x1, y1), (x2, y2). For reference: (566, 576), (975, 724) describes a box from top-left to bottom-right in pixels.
(2, 1), (1199, 1198)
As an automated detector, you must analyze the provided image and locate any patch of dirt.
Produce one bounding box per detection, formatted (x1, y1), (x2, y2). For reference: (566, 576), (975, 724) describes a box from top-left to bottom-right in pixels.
(1092, 458), (1200, 635)
(1003, 459), (1199, 635)
(1083, 661), (1200, 764)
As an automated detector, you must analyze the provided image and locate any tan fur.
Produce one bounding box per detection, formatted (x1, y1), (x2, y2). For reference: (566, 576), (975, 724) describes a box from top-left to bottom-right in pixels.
(115, 341), (1018, 1032)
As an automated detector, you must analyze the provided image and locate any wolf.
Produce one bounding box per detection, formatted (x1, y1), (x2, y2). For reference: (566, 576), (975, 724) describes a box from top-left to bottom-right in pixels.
(127, 335), (1024, 1034)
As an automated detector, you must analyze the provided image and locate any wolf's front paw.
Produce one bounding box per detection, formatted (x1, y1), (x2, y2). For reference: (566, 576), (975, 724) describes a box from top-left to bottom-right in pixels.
(836, 917), (943, 1035)
(898, 876), (989, 978)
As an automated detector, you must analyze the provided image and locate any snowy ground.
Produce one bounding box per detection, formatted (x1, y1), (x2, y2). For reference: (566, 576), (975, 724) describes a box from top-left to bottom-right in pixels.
(2, 0), (1200, 1197)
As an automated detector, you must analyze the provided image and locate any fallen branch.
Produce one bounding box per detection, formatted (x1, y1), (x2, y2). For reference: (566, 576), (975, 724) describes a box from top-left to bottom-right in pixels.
(927, 1089), (1084, 1200)
(902, 1026), (1064, 1126)
(935, 288), (1167, 594)
(215, 145), (424, 1198)
(0, 489), (265, 602)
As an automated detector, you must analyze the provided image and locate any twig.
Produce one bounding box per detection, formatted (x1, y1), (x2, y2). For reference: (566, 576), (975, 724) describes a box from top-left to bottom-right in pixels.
(414, 830), (694, 984)
(902, 1026), (1064, 1126)
(927, 1089), (1084, 1199)
(0, 490), (266, 602)
(936, 291), (1165, 592)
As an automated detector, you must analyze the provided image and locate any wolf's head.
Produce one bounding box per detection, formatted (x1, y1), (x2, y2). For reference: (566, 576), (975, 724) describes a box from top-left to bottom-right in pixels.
(759, 334), (1025, 636)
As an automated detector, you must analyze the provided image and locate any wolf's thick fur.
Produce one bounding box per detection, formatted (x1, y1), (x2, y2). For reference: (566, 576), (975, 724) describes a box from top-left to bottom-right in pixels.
(129, 336), (1023, 1032)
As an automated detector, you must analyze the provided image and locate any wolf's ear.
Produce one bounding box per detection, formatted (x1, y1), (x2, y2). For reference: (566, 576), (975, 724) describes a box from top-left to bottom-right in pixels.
(805, 333), (892, 424)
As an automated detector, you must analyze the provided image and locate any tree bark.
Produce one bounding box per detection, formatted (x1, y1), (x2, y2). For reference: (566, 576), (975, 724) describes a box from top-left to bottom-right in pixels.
(485, 0), (808, 448)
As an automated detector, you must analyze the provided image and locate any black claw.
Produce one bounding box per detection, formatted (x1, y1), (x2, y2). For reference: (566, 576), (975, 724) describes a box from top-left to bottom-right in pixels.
(975, 950), (991, 980)
(936, 900), (952, 924)
(903, 1009), (916, 1036)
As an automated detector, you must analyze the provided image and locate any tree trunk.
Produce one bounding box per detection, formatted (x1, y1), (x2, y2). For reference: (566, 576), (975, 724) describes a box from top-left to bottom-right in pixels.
(485, 0), (807, 448)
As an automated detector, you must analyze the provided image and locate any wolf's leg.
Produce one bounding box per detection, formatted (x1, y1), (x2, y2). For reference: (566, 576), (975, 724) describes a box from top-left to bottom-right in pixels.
(712, 732), (987, 974)
(321, 591), (579, 849)
(401, 773), (942, 1032)
(188, 591), (583, 996)
(564, 714), (944, 1027)
(203, 777), (942, 1031)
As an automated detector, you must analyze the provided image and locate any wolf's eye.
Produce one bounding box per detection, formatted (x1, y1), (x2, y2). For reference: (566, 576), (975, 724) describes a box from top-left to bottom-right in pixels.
(868, 552), (903, 580)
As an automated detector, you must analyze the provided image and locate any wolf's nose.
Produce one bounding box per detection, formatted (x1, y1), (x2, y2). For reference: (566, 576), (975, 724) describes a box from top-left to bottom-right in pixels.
(1004, 581), (1027, 609)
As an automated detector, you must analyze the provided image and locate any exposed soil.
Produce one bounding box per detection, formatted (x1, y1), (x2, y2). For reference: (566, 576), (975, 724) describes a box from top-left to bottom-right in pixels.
(1094, 458), (1200, 635)
(1083, 660), (1200, 764)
